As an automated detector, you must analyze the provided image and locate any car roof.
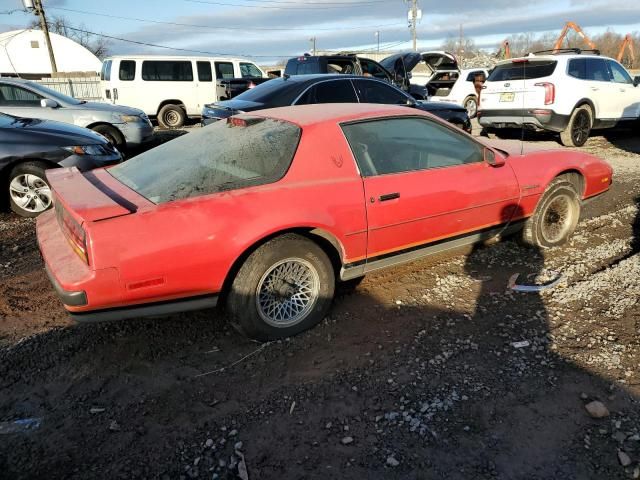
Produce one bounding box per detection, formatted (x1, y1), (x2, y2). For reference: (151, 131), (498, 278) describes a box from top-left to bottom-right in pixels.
(104, 55), (255, 62)
(244, 103), (417, 128)
(494, 53), (605, 66)
(0, 77), (31, 84)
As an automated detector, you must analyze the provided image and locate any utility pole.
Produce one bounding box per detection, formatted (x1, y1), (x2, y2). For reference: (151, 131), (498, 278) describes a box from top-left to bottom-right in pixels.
(309, 37), (316, 55)
(407, 0), (420, 52)
(458, 23), (464, 64)
(25, 0), (57, 74)
(375, 31), (380, 56)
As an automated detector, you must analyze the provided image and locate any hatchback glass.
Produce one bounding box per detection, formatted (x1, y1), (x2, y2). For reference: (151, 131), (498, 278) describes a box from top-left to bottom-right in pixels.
(488, 60), (557, 81)
(110, 117), (301, 203)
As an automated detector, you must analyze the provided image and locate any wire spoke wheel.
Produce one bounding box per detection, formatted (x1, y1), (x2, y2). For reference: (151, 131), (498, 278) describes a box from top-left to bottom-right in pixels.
(541, 193), (574, 244)
(465, 97), (477, 118)
(256, 258), (320, 328)
(9, 174), (52, 214)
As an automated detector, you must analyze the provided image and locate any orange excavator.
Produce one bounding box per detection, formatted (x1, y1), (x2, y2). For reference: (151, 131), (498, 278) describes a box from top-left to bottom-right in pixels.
(553, 21), (597, 52)
(497, 39), (511, 59)
(617, 33), (635, 67)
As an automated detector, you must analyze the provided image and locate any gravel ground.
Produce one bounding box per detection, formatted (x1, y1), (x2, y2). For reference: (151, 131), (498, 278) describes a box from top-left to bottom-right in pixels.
(1, 126), (640, 479)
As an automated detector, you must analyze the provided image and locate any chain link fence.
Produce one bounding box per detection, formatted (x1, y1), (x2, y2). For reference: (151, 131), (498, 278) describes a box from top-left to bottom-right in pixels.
(35, 73), (102, 101)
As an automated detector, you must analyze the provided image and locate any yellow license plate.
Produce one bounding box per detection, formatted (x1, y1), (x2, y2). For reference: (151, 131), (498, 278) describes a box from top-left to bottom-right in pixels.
(500, 92), (515, 102)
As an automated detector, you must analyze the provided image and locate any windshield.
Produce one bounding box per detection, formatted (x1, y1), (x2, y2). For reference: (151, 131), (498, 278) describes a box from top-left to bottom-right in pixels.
(487, 60), (557, 81)
(110, 116), (301, 203)
(26, 81), (83, 105)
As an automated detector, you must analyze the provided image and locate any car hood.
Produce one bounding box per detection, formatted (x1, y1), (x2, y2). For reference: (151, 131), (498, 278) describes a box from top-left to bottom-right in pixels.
(75, 101), (144, 116)
(205, 99), (264, 113)
(8, 116), (110, 145)
(420, 51), (459, 72)
(415, 100), (466, 112)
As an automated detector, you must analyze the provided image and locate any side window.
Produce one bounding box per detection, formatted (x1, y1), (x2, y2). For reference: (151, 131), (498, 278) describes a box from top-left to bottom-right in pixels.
(197, 61), (213, 82)
(585, 58), (610, 82)
(118, 60), (136, 81)
(361, 60), (390, 81)
(608, 60), (633, 84)
(141, 61), (193, 81)
(297, 80), (358, 104)
(342, 117), (483, 177)
(568, 58), (586, 79)
(240, 62), (263, 78)
(298, 62), (314, 75)
(353, 79), (407, 105)
(466, 70), (483, 81)
(101, 60), (112, 81)
(0, 85), (43, 106)
(215, 62), (235, 79)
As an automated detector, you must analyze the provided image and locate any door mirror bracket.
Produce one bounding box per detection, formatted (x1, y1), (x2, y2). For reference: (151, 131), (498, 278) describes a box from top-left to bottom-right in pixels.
(485, 148), (505, 167)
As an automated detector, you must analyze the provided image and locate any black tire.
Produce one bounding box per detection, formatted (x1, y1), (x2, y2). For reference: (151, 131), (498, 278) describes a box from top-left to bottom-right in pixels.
(463, 95), (478, 118)
(559, 105), (592, 147)
(158, 104), (186, 129)
(8, 161), (53, 218)
(227, 234), (335, 341)
(521, 176), (581, 248)
(91, 124), (125, 150)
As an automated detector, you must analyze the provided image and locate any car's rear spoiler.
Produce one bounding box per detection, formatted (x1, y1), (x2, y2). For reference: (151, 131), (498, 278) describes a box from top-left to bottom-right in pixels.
(46, 168), (147, 223)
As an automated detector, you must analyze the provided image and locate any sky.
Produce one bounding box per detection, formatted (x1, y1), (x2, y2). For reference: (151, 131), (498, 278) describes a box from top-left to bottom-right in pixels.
(0, 0), (639, 63)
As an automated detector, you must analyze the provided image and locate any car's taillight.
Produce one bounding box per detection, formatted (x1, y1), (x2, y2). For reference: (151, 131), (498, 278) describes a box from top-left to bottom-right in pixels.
(55, 200), (89, 264)
(534, 82), (555, 105)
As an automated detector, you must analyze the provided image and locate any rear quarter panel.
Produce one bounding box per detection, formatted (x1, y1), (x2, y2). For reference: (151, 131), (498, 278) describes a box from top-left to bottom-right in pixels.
(506, 149), (612, 216)
(88, 121), (368, 307)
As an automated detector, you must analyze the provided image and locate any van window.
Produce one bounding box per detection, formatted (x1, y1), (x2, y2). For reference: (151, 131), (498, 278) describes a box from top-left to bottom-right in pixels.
(215, 62), (235, 79)
(488, 60), (557, 81)
(197, 61), (213, 82)
(119, 60), (136, 81)
(141, 61), (193, 81)
(101, 60), (112, 81)
(240, 62), (263, 78)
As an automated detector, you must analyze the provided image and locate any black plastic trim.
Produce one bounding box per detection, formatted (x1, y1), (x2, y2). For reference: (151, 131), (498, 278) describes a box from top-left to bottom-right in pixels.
(45, 264), (88, 307)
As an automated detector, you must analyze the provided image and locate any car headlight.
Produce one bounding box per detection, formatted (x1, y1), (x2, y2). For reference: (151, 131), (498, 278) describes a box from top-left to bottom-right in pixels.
(62, 144), (112, 156)
(120, 114), (143, 123)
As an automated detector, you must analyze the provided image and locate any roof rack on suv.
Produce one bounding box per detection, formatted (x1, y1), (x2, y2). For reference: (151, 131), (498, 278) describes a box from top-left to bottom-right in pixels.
(531, 48), (601, 56)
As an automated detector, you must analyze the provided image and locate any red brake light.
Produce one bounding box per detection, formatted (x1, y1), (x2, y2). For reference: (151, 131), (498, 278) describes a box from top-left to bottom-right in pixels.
(534, 82), (555, 105)
(512, 58), (529, 63)
(55, 199), (88, 264)
(227, 117), (247, 127)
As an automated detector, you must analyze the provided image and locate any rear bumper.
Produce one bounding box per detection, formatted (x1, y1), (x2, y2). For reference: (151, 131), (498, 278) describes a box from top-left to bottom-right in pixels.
(44, 264), (87, 306)
(70, 295), (218, 323)
(478, 109), (570, 132)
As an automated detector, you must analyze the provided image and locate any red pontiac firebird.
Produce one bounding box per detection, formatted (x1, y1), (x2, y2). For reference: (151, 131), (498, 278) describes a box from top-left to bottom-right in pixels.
(37, 103), (612, 340)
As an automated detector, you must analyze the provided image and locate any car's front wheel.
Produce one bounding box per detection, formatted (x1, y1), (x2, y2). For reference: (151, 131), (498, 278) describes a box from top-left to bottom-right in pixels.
(91, 124), (125, 150)
(8, 161), (53, 217)
(559, 105), (592, 147)
(227, 234), (335, 341)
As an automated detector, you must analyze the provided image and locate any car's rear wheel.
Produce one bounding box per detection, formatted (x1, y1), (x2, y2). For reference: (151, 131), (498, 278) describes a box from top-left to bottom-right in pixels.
(91, 124), (124, 150)
(227, 234), (335, 341)
(463, 95), (478, 118)
(559, 105), (592, 147)
(8, 161), (53, 218)
(158, 104), (186, 129)
(521, 176), (581, 248)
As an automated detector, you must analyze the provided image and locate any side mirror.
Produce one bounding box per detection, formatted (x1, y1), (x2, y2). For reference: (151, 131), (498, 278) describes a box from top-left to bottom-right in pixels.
(406, 98), (417, 107)
(407, 71), (413, 80)
(634, 76), (640, 87)
(41, 98), (58, 108)
(485, 148), (505, 167)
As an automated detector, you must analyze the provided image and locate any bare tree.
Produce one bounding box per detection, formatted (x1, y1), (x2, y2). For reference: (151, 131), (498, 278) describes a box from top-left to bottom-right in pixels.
(28, 15), (110, 59)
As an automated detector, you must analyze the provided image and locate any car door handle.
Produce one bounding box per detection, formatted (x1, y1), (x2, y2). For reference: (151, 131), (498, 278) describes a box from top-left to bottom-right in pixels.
(379, 192), (400, 202)
(590, 87), (599, 91)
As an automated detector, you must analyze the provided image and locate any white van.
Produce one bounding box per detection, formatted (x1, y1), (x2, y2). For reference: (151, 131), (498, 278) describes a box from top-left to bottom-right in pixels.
(100, 55), (267, 128)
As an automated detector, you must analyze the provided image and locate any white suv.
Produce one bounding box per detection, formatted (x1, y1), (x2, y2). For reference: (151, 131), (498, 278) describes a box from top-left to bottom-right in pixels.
(478, 50), (640, 147)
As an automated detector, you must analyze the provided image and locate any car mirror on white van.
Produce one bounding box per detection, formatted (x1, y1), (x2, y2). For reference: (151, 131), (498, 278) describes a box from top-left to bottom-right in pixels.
(41, 99), (58, 108)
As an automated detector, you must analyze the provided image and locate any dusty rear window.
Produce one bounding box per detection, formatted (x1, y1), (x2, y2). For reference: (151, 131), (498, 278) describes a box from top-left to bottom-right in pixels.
(110, 117), (301, 203)
(487, 60), (557, 81)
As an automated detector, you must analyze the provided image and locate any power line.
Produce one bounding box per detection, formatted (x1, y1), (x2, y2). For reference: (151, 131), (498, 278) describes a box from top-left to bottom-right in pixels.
(48, 6), (406, 32)
(184, 0), (387, 10)
(56, 24), (301, 58)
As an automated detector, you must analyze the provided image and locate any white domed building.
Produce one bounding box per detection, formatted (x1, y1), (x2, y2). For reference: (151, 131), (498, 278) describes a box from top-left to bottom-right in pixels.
(0, 29), (101, 78)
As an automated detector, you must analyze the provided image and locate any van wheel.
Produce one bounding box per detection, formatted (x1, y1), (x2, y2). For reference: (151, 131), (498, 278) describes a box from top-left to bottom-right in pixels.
(91, 124), (125, 149)
(227, 234), (335, 342)
(463, 96), (478, 118)
(521, 176), (581, 248)
(559, 105), (592, 147)
(158, 104), (186, 129)
(8, 161), (53, 218)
